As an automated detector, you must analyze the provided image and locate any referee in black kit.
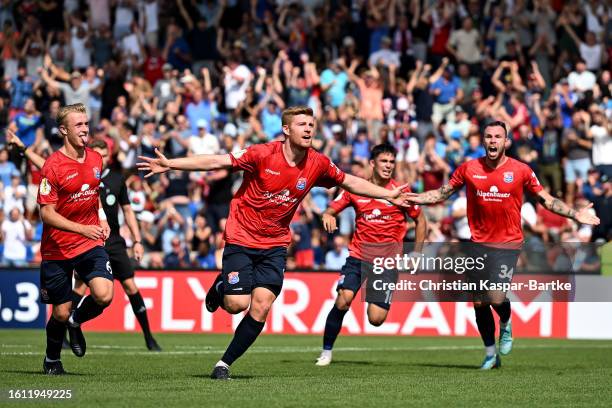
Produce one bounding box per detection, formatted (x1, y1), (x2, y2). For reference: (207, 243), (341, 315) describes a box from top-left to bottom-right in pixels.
(76, 140), (162, 351)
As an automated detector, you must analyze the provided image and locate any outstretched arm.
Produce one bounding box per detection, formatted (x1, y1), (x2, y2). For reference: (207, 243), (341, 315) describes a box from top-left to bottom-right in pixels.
(405, 183), (457, 205)
(340, 174), (407, 205)
(537, 190), (600, 225)
(6, 129), (46, 169)
(137, 148), (233, 177)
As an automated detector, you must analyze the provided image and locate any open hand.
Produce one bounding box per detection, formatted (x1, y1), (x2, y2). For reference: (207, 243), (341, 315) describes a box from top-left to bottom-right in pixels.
(137, 148), (171, 178)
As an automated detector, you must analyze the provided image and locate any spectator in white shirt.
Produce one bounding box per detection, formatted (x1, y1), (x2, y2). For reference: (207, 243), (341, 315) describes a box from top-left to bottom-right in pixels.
(189, 119), (220, 155)
(1, 206), (32, 267)
(368, 36), (400, 68)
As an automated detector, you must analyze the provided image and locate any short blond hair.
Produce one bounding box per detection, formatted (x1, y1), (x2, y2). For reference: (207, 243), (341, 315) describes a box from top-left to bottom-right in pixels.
(56, 103), (87, 127)
(281, 106), (313, 126)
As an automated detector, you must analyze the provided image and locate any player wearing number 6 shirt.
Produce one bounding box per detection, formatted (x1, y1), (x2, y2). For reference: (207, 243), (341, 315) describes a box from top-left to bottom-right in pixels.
(406, 121), (600, 370)
(315, 144), (427, 367)
(138, 106), (413, 380)
(38, 103), (114, 375)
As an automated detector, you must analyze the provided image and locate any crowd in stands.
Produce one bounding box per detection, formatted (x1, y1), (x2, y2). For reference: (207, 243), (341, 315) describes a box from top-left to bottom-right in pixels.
(0, 0), (610, 271)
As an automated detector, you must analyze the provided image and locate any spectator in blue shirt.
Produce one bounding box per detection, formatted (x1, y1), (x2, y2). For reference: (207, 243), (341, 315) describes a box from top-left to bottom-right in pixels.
(186, 88), (216, 135)
(10, 98), (42, 147)
(464, 133), (486, 161)
(9, 66), (34, 111)
(163, 24), (192, 71)
(320, 60), (349, 108)
(430, 60), (463, 125)
(0, 147), (17, 187)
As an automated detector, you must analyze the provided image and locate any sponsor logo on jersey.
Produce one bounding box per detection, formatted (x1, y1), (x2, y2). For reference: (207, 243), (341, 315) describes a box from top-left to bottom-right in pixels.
(263, 190), (298, 206)
(265, 168), (280, 175)
(476, 185), (511, 202)
(296, 177), (307, 190)
(363, 207), (393, 222)
(503, 172), (514, 183)
(473, 174), (487, 179)
(228, 271), (240, 285)
(39, 178), (51, 195)
(81, 184), (90, 191)
(94, 167), (101, 180)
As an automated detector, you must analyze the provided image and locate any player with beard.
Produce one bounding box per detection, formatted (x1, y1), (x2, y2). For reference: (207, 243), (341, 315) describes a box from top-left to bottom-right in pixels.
(406, 121), (600, 369)
(315, 143), (427, 366)
(138, 106), (413, 379)
(37, 103), (113, 375)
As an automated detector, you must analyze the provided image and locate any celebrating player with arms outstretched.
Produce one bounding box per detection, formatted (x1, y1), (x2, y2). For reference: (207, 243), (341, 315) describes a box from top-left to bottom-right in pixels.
(38, 103), (114, 375)
(138, 106), (412, 379)
(406, 121), (600, 369)
(316, 143), (427, 366)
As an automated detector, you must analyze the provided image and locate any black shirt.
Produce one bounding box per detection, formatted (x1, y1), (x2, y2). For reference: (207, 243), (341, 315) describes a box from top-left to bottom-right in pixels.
(100, 168), (130, 244)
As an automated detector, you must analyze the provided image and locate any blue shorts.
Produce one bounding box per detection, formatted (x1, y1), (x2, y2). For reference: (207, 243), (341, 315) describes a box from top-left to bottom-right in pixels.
(337, 256), (396, 310)
(40, 246), (113, 305)
(222, 244), (287, 297)
(467, 243), (521, 295)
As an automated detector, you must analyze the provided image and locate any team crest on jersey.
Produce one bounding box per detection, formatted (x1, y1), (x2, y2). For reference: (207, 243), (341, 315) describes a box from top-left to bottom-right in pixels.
(296, 177), (307, 190)
(503, 172), (514, 183)
(39, 178), (51, 195)
(228, 271), (240, 285)
(94, 167), (101, 180)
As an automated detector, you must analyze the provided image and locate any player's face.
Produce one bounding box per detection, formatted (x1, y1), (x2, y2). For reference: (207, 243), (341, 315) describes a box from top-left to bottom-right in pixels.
(93, 147), (109, 168)
(284, 114), (315, 150)
(371, 152), (395, 181)
(62, 112), (90, 149)
(482, 125), (506, 161)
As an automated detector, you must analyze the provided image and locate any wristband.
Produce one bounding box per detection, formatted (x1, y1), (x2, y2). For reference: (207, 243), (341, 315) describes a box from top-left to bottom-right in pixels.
(98, 208), (107, 220)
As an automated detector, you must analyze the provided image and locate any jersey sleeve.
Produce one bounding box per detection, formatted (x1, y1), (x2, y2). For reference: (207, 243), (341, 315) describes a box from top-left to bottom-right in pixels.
(328, 190), (352, 213)
(404, 204), (422, 220)
(523, 166), (543, 195)
(37, 162), (59, 206)
(449, 162), (467, 189)
(119, 177), (130, 206)
(230, 144), (265, 173)
(315, 155), (346, 188)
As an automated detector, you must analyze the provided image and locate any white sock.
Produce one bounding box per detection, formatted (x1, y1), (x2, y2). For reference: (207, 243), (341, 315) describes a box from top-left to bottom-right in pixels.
(485, 345), (496, 357)
(45, 356), (60, 363)
(215, 360), (229, 369)
(320, 349), (332, 359)
(500, 317), (511, 329)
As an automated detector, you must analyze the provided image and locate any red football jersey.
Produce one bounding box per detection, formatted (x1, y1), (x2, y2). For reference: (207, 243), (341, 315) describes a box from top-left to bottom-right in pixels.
(226, 141), (346, 248)
(449, 157), (543, 244)
(330, 180), (421, 261)
(37, 148), (104, 260)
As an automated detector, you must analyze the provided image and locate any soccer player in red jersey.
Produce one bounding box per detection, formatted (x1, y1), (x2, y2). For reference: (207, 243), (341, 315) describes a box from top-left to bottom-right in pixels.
(138, 106), (412, 379)
(38, 103), (114, 375)
(315, 144), (427, 366)
(406, 121), (600, 369)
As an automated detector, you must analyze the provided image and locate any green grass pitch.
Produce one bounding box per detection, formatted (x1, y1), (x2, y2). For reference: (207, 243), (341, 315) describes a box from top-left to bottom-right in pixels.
(1, 330), (611, 407)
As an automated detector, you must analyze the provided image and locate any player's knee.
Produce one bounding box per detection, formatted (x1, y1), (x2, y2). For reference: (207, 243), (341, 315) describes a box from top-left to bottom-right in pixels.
(52, 308), (71, 322)
(224, 298), (249, 314)
(336, 291), (354, 310)
(92, 289), (114, 307)
(121, 280), (138, 295)
(249, 299), (272, 320)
